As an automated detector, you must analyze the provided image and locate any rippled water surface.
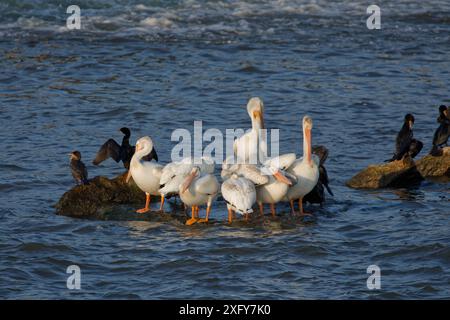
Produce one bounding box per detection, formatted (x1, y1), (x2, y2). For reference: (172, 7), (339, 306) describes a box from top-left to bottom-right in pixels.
(1, 0), (450, 299)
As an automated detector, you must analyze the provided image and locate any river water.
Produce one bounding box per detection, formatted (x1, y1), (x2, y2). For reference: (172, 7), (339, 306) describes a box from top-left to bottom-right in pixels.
(0, 0), (449, 299)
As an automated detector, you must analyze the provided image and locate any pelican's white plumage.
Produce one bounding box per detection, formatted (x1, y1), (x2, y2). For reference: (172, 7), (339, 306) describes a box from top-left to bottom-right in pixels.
(233, 97), (267, 164)
(220, 157), (268, 223)
(285, 116), (320, 215)
(179, 166), (219, 225)
(158, 174), (185, 198)
(263, 153), (297, 172)
(159, 156), (214, 197)
(255, 153), (296, 216)
(127, 136), (164, 213)
(221, 156), (269, 186)
(222, 174), (256, 216)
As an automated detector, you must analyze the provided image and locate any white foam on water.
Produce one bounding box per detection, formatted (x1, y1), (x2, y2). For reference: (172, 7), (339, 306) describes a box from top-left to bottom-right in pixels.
(140, 17), (175, 29)
(0, 0), (448, 39)
(135, 4), (151, 11)
(15, 16), (55, 30)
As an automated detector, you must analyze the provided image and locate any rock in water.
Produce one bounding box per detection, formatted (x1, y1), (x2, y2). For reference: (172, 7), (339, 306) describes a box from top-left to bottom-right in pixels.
(416, 152), (450, 181)
(346, 160), (423, 189)
(55, 172), (145, 219)
(346, 148), (450, 189)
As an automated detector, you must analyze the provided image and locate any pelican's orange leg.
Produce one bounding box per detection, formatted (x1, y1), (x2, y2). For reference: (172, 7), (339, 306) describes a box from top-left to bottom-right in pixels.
(298, 198), (312, 216)
(270, 203), (276, 217)
(228, 208), (233, 224)
(289, 200), (295, 215)
(137, 193), (151, 213)
(198, 205), (211, 223)
(186, 206), (199, 225)
(159, 194), (165, 212)
(258, 203), (264, 216)
(195, 206), (199, 219)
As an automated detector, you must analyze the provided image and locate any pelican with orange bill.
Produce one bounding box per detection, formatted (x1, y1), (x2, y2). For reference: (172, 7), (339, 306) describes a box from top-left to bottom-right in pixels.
(126, 136), (164, 213)
(233, 97), (268, 164)
(284, 116), (320, 215)
(179, 166), (220, 226)
(256, 153), (297, 217)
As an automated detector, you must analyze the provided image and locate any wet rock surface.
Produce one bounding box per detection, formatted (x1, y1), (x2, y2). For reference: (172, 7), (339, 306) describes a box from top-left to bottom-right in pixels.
(55, 172), (147, 219)
(346, 148), (450, 189)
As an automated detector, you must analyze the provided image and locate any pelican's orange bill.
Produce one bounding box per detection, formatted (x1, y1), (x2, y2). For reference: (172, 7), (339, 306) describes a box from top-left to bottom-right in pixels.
(181, 171), (196, 193)
(305, 128), (312, 164)
(273, 170), (292, 185)
(125, 170), (132, 183)
(253, 110), (265, 129)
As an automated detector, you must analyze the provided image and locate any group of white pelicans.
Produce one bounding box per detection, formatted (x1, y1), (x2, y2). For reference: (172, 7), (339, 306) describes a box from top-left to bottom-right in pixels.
(126, 97), (320, 225)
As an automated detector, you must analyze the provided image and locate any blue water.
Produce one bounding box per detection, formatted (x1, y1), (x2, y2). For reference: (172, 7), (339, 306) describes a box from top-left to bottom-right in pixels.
(0, 0), (450, 299)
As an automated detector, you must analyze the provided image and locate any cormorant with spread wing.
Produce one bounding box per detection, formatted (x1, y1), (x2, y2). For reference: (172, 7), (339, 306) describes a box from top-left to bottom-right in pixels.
(93, 127), (158, 169)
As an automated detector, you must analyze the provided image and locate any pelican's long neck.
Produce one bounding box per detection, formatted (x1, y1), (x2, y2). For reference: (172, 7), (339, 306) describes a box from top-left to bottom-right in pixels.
(303, 125), (312, 165)
(132, 144), (151, 166)
(250, 111), (266, 163)
(251, 116), (263, 131)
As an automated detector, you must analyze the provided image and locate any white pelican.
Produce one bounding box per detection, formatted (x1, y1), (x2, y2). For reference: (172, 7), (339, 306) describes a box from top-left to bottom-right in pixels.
(221, 157), (269, 223)
(126, 136), (164, 213)
(179, 166), (220, 225)
(256, 153), (296, 217)
(221, 156), (269, 186)
(221, 174), (256, 224)
(158, 157), (214, 207)
(285, 116), (320, 215)
(233, 97), (267, 164)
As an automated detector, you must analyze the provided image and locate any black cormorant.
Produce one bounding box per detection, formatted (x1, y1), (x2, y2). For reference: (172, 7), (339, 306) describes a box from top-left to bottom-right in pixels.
(387, 114), (423, 162)
(304, 145), (333, 206)
(93, 127), (158, 169)
(70, 151), (88, 185)
(430, 105), (449, 156)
